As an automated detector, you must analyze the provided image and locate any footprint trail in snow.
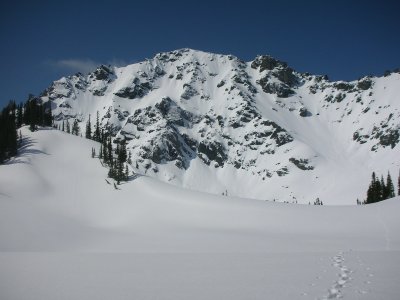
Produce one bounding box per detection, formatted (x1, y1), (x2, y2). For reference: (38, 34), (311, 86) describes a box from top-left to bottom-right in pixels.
(321, 252), (352, 299)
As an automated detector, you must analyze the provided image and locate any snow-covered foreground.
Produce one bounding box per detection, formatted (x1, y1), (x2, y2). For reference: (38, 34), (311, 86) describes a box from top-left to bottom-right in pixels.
(0, 128), (399, 299)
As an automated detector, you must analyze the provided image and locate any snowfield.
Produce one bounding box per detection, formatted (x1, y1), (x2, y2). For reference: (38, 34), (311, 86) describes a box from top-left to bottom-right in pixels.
(0, 127), (399, 299)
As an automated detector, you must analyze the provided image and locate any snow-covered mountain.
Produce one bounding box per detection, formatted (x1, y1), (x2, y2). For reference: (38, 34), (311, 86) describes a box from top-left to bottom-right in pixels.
(38, 48), (400, 204)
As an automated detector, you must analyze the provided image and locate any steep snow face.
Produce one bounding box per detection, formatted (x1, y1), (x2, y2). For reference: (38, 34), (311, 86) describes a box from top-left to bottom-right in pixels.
(38, 49), (400, 204)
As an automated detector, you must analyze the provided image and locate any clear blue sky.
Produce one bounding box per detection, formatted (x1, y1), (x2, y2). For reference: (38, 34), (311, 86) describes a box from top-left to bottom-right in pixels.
(1, 0), (399, 107)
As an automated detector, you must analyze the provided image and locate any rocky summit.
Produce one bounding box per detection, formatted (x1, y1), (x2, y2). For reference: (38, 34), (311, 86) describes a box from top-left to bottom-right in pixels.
(37, 49), (400, 204)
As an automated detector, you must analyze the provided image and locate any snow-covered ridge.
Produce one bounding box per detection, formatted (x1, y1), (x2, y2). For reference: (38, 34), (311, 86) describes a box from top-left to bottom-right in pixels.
(37, 48), (400, 204)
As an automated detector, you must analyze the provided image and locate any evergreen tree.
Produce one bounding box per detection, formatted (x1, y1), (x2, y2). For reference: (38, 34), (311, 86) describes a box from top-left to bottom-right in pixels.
(38, 103), (44, 126)
(386, 172), (395, 199)
(62, 120), (65, 132)
(127, 151), (132, 165)
(125, 164), (129, 180)
(29, 120), (36, 132)
(371, 172), (381, 202)
(366, 172), (376, 204)
(22, 95), (52, 128)
(43, 102), (53, 126)
(398, 170), (400, 196)
(66, 120), (70, 133)
(94, 111), (101, 141)
(0, 101), (18, 163)
(366, 171), (397, 204)
(85, 115), (92, 139)
(71, 119), (80, 136)
(108, 162), (115, 179)
(101, 129), (105, 143)
(375, 173), (383, 201)
(107, 137), (113, 165)
(102, 135), (108, 164)
(118, 141), (127, 163)
(16, 103), (23, 128)
(91, 147), (96, 158)
(313, 198), (323, 205)
(117, 160), (123, 182)
(380, 175), (386, 200)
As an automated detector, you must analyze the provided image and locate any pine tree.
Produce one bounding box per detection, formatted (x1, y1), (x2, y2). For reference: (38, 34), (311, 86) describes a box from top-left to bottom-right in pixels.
(38, 103), (44, 126)
(16, 103), (23, 128)
(366, 172), (377, 204)
(386, 172), (395, 199)
(101, 129), (105, 143)
(380, 175), (386, 200)
(99, 145), (103, 159)
(398, 169), (400, 196)
(43, 102), (53, 126)
(102, 136), (108, 164)
(62, 120), (65, 132)
(115, 143), (120, 156)
(127, 151), (132, 165)
(372, 172), (382, 202)
(0, 101), (18, 163)
(118, 141), (127, 163)
(108, 162), (114, 179)
(71, 119), (80, 136)
(91, 147), (95, 158)
(125, 164), (129, 180)
(94, 111), (100, 141)
(66, 120), (70, 133)
(85, 115), (92, 139)
(366, 171), (397, 204)
(116, 159), (122, 184)
(314, 198), (323, 205)
(366, 183), (373, 204)
(29, 121), (36, 132)
(118, 160), (123, 182)
(107, 137), (112, 165)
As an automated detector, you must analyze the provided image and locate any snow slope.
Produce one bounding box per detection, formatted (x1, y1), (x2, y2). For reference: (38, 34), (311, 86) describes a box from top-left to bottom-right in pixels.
(0, 127), (399, 299)
(36, 49), (400, 204)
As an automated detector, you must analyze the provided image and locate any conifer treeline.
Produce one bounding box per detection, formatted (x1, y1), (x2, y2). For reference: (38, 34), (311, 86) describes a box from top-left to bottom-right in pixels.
(23, 95), (53, 131)
(365, 171), (397, 204)
(0, 101), (18, 163)
(0, 96), (52, 163)
(86, 111), (131, 184)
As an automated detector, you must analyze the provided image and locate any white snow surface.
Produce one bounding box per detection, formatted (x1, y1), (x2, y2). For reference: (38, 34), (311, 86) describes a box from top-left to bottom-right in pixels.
(39, 49), (400, 205)
(0, 127), (399, 299)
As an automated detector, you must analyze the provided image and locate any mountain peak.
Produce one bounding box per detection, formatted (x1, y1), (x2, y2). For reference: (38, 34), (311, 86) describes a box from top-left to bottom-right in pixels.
(35, 49), (400, 204)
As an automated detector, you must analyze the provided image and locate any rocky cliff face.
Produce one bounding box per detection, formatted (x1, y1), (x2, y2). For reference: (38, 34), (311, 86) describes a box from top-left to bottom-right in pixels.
(38, 49), (400, 204)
